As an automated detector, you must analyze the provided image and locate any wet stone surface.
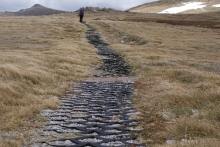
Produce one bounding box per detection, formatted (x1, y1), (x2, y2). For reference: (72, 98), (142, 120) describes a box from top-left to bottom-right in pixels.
(30, 23), (144, 147)
(85, 23), (132, 78)
(31, 82), (143, 147)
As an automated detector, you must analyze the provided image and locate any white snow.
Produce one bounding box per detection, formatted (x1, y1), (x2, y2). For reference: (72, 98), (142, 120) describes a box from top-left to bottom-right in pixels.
(158, 2), (206, 14)
(213, 4), (220, 8)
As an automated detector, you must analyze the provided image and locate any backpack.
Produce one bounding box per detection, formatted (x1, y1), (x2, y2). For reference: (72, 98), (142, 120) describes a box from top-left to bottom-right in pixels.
(79, 9), (84, 15)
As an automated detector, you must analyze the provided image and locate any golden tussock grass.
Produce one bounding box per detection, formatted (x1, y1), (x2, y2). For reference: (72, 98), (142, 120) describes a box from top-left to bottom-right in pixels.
(155, 138), (220, 147)
(87, 11), (220, 146)
(0, 13), (99, 146)
(1, 10), (220, 146)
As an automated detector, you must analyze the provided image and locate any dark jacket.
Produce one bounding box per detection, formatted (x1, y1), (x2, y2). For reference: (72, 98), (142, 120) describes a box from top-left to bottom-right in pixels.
(79, 9), (84, 16)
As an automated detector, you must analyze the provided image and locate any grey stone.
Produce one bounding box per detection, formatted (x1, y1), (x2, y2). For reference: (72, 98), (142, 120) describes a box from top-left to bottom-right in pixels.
(181, 139), (190, 143)
(122, 36), (128, 39)
(192, 109), (198, 114)
(162, 114), (170, 120)
(166, 140), (176, 144)
(145, 111), (151, 114)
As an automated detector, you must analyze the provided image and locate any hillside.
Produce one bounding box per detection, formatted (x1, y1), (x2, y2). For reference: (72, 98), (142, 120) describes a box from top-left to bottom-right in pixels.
(3, 4), (67, 16)
(128, 0), (220, 14)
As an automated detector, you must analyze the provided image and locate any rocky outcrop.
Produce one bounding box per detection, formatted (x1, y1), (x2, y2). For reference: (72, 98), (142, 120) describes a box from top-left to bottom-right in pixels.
(84, 7), (117, 12)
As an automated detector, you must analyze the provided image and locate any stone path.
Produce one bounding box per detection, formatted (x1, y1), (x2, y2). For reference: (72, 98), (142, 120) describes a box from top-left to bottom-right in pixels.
(30, 23), (144, 147)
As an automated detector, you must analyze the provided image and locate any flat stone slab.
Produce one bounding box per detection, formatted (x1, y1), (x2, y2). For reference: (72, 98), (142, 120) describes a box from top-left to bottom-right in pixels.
(29, 22), (144, 147)
(85, 77), (137, 82)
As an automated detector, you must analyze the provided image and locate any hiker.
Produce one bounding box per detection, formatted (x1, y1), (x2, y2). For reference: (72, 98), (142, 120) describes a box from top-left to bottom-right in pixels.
(79, 7), (84, 23)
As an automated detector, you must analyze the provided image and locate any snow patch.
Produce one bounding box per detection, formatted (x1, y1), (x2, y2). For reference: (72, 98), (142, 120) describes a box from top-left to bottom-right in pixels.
(158, 2), (206, 14)
(213, 4), (220, 8)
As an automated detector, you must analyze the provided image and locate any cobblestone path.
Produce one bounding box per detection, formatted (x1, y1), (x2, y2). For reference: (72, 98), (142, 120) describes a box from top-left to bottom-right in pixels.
(30, 23), (144, 147)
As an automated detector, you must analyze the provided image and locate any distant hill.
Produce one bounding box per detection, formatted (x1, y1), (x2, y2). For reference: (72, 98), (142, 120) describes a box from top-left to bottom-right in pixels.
(128, 0), (220, 14)
(3, 4), (67, 16)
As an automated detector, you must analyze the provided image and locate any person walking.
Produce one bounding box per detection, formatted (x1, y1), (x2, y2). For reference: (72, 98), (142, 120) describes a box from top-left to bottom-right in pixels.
(79, 7), (84, 23)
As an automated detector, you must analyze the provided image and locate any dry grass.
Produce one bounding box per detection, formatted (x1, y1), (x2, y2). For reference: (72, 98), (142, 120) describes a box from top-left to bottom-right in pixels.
(155, 138), (220, 147)
(128, 0), (220, 14)
(1, 10), (220, 147)
(0, 13), (98, 146)
(87, 11), (220, 146)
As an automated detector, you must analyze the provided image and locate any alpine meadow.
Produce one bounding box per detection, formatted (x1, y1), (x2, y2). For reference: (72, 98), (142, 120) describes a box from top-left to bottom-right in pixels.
(0, 0), (220, 146)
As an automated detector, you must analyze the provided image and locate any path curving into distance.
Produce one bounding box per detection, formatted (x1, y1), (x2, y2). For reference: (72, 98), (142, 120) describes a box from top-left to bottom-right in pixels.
(30, 23), (144, 147)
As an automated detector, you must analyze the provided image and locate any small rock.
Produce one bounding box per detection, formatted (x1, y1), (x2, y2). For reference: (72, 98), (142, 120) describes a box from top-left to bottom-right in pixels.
(122, 36), (128, 39)
(51, 95), (59, 99)
(64, 140), (74, 145)
(41, 109), (54, 117)
(121, 40), (124, 43)
(92, 132), (98, 136)
(146, 139), (154, 144)
(145, 111), (151, 114)
(162, 114), (170, 120)
(192, 109), (198, 114)
(129, 41), (135, 45)
(181, 139), (190, 143)
(166, 140), (176, 144)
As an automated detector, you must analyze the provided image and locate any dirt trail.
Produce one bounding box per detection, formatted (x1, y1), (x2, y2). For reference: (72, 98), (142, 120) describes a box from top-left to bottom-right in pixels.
(29, 23), (143, 147)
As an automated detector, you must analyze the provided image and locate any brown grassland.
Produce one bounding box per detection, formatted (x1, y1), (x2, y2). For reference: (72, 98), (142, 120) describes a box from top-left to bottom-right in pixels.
(0, 10), (220, 146)
(0, 13), (99, 146)
(86, 11), (220, 146)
